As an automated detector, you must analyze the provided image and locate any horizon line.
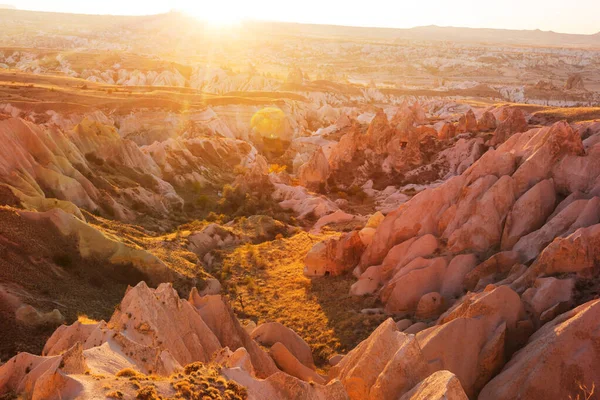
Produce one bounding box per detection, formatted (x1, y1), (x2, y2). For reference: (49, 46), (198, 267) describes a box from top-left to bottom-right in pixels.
(3, 6), (600, 36)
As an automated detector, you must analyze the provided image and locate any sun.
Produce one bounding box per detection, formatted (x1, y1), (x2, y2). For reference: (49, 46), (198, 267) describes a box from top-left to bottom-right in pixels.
(182, 4), (245, 28)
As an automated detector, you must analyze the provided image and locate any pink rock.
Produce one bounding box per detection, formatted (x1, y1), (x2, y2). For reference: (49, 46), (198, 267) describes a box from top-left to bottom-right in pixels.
(415, 292), (444, 320)
(329, 319), (430, 400)
(439, 175), (498, 239)
(399, 370), (468, 400)
(523, 223), (600, 282)
(463, 251), (520, 291)
(42, 321), (99, 356)
(108, 282), (221, 373)
(381, 257), (448, 314)
(501, 179), (556, 250)
(513, 197), (600, 262)
(440, 254), (478, 300)
(463, 149), (516, 186)
(477, 111), (497, 132)
(250, 321), (314, 370)
(269, 342), (324, 384)
(419, 286), (524, 398)
(479, 300), (600, 400)
(329, 354), (344, 366)
(490, 108), (527, 146)
(511, 121), (584, 196)
(360, 175), (466, 269)
(438, 122), (456, 140)
(298, 147), (330, 191)
(189, 290), (279, 378)
(521, 277), (574, 320)
(304, 230), (365, 277)
(404, 322), (428, 334)
(0, 343), (87, 400)
(447, 175), (517, 253)
(456, 110), (477, 134)
(396, 319), (413, 331)
(380, 234), (439, 280)
(351, 265), (383, 296)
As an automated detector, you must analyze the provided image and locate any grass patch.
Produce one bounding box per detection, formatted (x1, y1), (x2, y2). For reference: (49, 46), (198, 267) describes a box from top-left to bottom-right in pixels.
(213, 232), (385, 368)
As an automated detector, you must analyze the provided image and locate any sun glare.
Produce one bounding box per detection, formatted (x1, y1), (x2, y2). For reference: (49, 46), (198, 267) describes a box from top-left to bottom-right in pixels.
(183, 5), (244, 28)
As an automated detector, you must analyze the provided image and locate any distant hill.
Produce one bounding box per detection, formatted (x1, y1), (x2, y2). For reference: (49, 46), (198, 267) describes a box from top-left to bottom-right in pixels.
(1, 8), (599, 49)
(0, 4), (15, 9)
(393, 25), (600, 48)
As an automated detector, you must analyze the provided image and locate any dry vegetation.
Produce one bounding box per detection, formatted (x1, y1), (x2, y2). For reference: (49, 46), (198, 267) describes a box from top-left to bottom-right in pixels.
(105, 363), (247, 400)
(531, 106), (600, 123)
(208, 231), (385, 368)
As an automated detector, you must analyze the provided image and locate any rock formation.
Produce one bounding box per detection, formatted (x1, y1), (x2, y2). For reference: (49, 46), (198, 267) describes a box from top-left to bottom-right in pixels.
(565, 73), (585, 91)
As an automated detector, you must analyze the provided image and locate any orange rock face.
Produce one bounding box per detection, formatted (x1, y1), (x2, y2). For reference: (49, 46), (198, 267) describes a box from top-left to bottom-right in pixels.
(456, 109), (478, 133)
(490, 108), (528, 146)
(304, 230), (365, 277)
(477, 111), (497, 132)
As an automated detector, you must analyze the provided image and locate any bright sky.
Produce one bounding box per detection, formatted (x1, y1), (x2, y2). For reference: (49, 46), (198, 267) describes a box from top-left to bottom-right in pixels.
(8, 0), (600, 35)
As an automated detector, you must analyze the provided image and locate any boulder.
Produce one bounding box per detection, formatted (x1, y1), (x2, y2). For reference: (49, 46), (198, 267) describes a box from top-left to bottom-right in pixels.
(214, 347), (255, 376)
(462, 149), (516, 186)
(521, 223), (600, 283)
(404, 322), (428, 334)
(477, 111), (497, 132)
(479, 300), (600, 400)
(438, 122), (456, 140)
(511, 121), (584, 196)
(501, 179), (556, 250)
(552, 150), (600, 195)
(440, 175), (498, 240)
(381, 257), (448, 314)
(513, 197), (600, 262)
(439, 254), (478, 300)
(419, 286), (525, 397)
(521, 277), (574, 321)
(298, 148), (330, 191)
(272, 182), (339, 219)
(15, 305), (65, 327)
(565, 73), (585, 90)
(329, 319), (430, 400)
(456, 110), (477, 134)
(395, 319), (413, 331)
(329, 354), (344, 366)
(350, 265), (383, 296)
(189, 290), (279, 378)
(251, 321), (315, 370)
(490, 108), (527, 146)
(380, 234), (439, 279)
(447, 175), (517, 253)
(269, 343), (324, 384)
(463, 251), (520, 291)
(188, 223), (239, 258)
(415, 292), (444, 320)
(399, 370), (469, 400)
(311, 210), (359, 234)
(223, 368), (349, 400)
(304, 231), (365, 277)
(108, 282), (221, 373)
(360, 175), (466, 269)
(438, 285), (525, 331)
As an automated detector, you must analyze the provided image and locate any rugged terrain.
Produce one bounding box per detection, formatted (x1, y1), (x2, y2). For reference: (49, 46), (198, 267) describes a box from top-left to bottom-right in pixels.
(1, 8), (600, 400)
